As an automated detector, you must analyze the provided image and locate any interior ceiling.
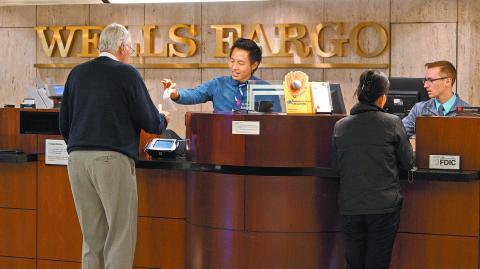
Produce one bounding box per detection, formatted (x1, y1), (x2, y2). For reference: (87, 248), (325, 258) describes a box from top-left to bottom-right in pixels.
(0, 0), (267, 5)
(0, 0), (105, 5)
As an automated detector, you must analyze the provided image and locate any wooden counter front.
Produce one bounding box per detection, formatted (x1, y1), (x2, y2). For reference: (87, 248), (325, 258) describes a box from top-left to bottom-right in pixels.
(187, 112), (343, 167)
(185, 113), (345, 269)
(184, 112), (480, 269)
(2, 109), (480, 269)
(416, 116), (480, 170)
(0, 108), (186, 269)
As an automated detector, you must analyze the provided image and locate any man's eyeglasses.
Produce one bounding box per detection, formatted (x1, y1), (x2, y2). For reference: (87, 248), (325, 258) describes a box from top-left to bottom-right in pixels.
(124, 43), (136, 56)
(423, 77), (448, 84)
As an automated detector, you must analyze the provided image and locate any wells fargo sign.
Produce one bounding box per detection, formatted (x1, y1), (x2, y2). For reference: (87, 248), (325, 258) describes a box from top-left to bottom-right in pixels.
(34, 22), (389, 69)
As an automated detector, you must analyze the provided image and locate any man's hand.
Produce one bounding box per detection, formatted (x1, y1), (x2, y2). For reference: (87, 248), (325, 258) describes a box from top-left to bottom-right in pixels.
(160, 110), (171, 124)
(161, 79), (179, 101)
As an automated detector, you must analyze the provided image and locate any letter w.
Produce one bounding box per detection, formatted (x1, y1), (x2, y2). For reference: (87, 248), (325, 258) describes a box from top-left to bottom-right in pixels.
(34, 26), (78, 57)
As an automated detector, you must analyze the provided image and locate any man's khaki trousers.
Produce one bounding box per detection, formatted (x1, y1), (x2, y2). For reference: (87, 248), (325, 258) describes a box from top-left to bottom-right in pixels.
(67, 150), (137, 269)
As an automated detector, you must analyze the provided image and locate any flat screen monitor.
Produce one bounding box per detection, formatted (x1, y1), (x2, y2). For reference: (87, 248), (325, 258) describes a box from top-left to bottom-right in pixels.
(46, 84), (64, 98)
(330, 83), (346, 114)
(247, 81), (346, 114)
(385, 77), (425, 117)
(247, 81), (284, 112)
(252, 90), (283, 112)
(384, 90), (418, 115)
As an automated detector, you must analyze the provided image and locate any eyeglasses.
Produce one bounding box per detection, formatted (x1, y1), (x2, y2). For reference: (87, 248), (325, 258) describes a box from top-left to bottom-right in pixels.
(123, 43), (136, 56)
(423, 77), (448, 85)
(128, 45), (136, 56)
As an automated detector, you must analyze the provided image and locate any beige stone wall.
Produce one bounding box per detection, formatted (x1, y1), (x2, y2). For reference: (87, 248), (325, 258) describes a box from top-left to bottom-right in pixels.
(0, 0), (478, 136)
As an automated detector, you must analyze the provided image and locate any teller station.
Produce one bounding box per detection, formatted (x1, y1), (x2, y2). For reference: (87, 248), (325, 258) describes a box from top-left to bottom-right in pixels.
(0, 108), (479, 269)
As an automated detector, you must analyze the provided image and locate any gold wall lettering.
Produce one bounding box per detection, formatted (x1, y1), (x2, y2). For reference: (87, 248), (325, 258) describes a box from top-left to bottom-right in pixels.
(168, 24), (198, 57)
(79, 26), (104, 57)
(274, 24), (311, 57)
(209, 22), (388, 58)
(34, 22), (389, 65)
(211, 24), (243, 57)
(310, 23), (348, 57)
(246, 24), (274, 57)
(142, 25), (168, 57)
(350, 22), (388, 57)
(35, 24), (198, 58)
(34, 26), (103, 57)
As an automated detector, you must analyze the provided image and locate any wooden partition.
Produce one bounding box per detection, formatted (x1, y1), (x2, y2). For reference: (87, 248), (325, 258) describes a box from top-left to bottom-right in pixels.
(2, 109), (480, 269)
(0, 108), (186, 269)
(0, 109), (38, 267)
(186, 113), (345, 269)
(0, 108), (37, 153)
(392, 180), (479, 268)
(392, 116), (480, 268)
(186, 112), (480, 269)
(416, 116), (480, 170)
(187, 112), (343, 167)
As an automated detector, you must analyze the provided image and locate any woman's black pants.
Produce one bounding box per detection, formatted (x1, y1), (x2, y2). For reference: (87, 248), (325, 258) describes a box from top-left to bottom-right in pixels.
(341, 210), (401, 269)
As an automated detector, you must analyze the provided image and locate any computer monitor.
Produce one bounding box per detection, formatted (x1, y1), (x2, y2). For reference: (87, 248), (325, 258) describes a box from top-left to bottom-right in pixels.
(247, 81), (346, 114)
(385, 77), (425, 117)
(45, 84), (65, 108)
(46, 84), (65, 99)
(330, 83), (346, 114)
(253, 91), (283, 112)
(247, 81), (284, 112)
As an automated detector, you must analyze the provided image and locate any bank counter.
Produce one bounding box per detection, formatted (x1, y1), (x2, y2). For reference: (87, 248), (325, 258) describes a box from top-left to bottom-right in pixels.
(0, 108), (479, 269)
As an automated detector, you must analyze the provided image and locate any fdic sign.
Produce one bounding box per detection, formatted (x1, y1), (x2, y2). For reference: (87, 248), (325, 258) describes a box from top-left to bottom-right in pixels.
(429, 155), (461, 170)
(34, 22), (388, 61)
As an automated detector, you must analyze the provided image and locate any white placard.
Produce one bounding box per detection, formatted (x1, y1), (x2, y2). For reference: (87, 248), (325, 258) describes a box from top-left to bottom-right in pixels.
(46, 139), (68, 165)
(311, 82), (333, 113)
(232, 121), (260, 135)
(429, 155), (460, 170)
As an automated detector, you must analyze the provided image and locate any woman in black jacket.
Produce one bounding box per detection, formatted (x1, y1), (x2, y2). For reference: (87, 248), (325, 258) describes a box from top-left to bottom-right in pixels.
(331, 70), (414, 269)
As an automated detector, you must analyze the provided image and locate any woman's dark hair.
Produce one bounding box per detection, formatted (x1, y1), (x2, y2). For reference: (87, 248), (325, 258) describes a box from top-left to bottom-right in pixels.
(229, 38), (262, 73)
(354, 70), (390, 104)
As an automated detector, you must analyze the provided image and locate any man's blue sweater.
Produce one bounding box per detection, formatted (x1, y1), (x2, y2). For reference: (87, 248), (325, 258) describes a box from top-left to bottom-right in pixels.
(59, 56), (167, 160)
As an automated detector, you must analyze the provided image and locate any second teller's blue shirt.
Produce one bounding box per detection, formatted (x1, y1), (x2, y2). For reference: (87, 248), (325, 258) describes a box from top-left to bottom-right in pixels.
(175, 75), (281, 112)
(434, 94), (457, 116)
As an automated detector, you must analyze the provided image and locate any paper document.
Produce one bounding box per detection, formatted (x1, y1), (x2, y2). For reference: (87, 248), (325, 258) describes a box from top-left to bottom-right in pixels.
(162, 88), (177, 111)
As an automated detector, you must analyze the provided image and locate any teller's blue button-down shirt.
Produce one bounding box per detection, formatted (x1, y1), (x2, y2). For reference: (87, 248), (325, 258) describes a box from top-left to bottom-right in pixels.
(175, 75), (281, 112)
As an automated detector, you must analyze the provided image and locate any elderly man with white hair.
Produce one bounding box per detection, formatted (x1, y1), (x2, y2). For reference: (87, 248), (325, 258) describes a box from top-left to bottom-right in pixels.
(59, 23), (169, 269)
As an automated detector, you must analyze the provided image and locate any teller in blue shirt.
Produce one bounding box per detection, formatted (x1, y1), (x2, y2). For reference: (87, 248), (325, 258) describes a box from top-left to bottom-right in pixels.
(162, 38), (281, 112)
(402, 60), (470, 137)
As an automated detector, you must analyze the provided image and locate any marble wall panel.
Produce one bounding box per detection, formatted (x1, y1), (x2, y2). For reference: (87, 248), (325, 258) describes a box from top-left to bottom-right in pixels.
(0, 6), (36, 27)
(390, 23), (457, 77)
(0, 29), (36, 107)
(391, 0), (457, 23)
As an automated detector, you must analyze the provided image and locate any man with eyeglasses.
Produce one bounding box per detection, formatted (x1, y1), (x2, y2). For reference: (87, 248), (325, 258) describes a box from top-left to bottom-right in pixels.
(59, 23), (170, 269)
(161, 38), (281, 112)
(402, 60), (470, 137)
